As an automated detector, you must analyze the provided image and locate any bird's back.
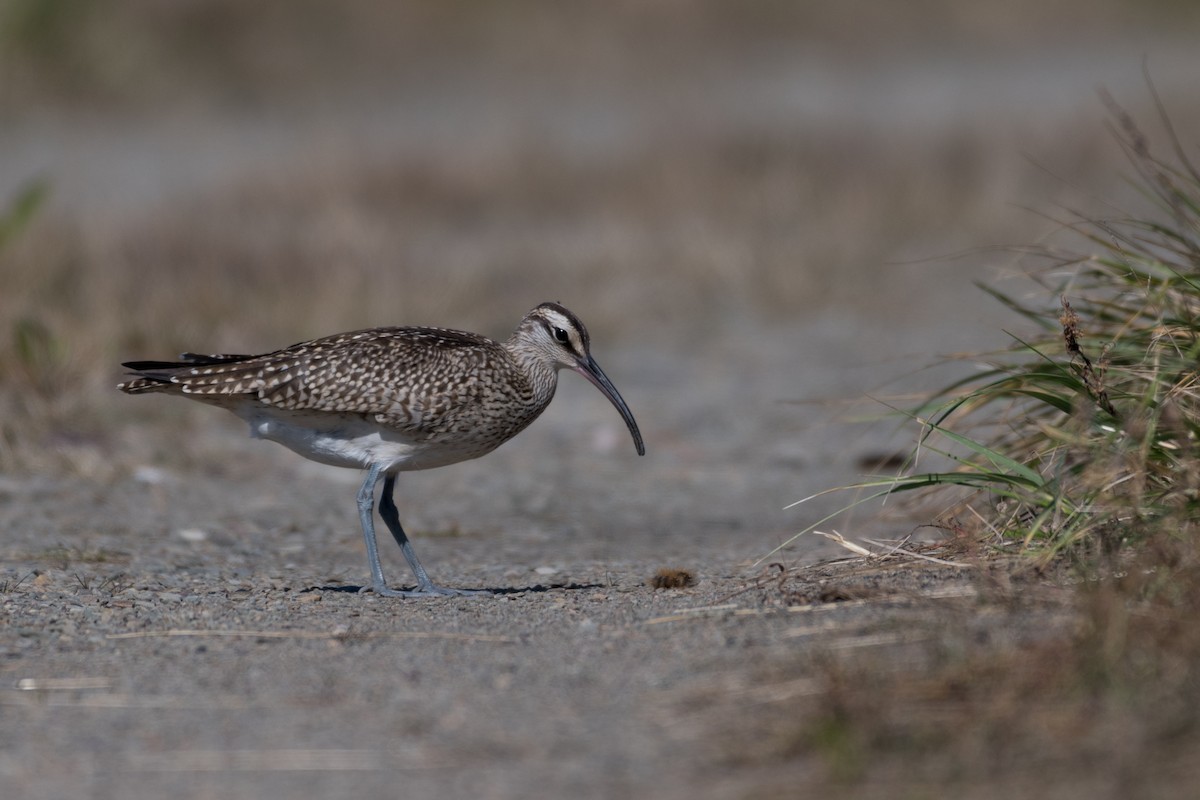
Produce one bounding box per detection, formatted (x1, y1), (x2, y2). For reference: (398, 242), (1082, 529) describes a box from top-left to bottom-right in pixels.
(120, 326), (556, 459)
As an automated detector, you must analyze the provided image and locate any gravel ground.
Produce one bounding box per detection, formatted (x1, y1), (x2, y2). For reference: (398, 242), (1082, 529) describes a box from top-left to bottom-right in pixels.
(0, 479), (1013, 800)
(0, 337), (1075, 799)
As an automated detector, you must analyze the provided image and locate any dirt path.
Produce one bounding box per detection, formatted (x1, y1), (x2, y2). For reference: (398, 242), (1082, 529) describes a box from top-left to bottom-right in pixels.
(1, 462), (1027, 798)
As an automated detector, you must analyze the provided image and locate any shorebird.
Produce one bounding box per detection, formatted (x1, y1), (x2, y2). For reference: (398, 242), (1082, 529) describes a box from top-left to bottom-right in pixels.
(119, 302), (644, 598)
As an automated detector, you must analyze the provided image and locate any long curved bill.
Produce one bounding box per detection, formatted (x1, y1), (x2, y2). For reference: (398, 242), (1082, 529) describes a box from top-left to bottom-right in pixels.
(571, 355), (646, 456)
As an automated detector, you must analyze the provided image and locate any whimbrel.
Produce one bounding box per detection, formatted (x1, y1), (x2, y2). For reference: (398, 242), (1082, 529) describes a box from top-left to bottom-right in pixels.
(119, 302), (644, 598)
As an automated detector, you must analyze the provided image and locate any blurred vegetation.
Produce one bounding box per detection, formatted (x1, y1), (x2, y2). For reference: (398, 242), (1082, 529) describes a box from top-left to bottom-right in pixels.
(0, 176), (45, 250)
(1, 0), (1197, 109)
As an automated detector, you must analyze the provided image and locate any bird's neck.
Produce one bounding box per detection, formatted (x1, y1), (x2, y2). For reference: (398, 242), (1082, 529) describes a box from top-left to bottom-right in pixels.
(502, 340), (559, 410)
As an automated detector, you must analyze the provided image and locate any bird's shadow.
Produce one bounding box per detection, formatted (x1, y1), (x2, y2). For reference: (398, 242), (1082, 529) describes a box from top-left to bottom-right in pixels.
(304, 582), (603, 596)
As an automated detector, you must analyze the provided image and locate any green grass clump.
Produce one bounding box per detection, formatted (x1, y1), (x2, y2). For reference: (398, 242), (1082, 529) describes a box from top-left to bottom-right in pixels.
(791, 94), (1200, 560)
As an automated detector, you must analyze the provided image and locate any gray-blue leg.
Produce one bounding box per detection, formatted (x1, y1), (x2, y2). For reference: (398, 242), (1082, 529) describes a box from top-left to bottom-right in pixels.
(356, 464), (402, 596)
(377, 473), (436, 593)
(378, 474), (489, 597)
(356, 465), (488, 598)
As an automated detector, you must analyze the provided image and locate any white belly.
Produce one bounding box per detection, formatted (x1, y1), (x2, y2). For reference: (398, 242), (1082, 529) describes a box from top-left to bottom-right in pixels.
(233, 405), (492, 472)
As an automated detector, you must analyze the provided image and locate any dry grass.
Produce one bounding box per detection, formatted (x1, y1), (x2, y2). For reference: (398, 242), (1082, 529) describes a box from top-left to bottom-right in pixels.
(694, 535), (1200, 796)
(823, 540), (1200, 794)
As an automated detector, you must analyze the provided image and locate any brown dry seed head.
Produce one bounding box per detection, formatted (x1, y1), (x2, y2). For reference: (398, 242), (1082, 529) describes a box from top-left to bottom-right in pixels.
(649, 567), (697, 589)
(1060, 295), (1082, 355)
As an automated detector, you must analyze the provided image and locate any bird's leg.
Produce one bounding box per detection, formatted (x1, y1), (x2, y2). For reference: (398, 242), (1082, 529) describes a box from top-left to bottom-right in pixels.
(377, 474), (490, 597)
(356, 465), (439, 598)
(376, 473), (435, 592)
(355, 463), (407, 597)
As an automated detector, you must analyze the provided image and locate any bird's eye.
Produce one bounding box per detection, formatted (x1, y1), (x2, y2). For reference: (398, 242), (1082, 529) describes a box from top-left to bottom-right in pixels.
(553, 327), (570, 344)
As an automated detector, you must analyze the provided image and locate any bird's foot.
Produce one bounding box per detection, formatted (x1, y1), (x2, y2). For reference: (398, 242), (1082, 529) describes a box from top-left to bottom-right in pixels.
(358, 582), (492, 599)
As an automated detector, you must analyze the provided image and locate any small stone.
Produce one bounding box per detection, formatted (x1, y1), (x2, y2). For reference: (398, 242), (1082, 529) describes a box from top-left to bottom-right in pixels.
(133, 466), (170, 485)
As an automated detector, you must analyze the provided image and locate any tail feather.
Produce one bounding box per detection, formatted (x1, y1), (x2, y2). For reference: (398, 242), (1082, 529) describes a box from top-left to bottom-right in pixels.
(118, 374), (176, 394)
(178, 352), (255, 364)
(118, 355), (250, 395)
(117, 351), (279, 398)
(122, 353), (254, 371)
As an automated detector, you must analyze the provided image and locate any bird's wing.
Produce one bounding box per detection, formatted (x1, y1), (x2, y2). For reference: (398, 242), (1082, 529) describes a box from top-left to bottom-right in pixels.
(121, 327), (497, 432)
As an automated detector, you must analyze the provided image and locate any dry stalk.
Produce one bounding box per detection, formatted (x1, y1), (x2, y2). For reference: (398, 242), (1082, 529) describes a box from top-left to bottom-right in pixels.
(1061, 295), (1117, 417)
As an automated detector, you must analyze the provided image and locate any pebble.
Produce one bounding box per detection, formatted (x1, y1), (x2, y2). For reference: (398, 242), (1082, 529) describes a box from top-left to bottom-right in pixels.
(132, 466), (170, 485)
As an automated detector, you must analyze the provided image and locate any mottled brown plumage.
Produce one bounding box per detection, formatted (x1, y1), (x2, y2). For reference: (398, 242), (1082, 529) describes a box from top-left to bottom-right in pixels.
(119, 302), (644, 598)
